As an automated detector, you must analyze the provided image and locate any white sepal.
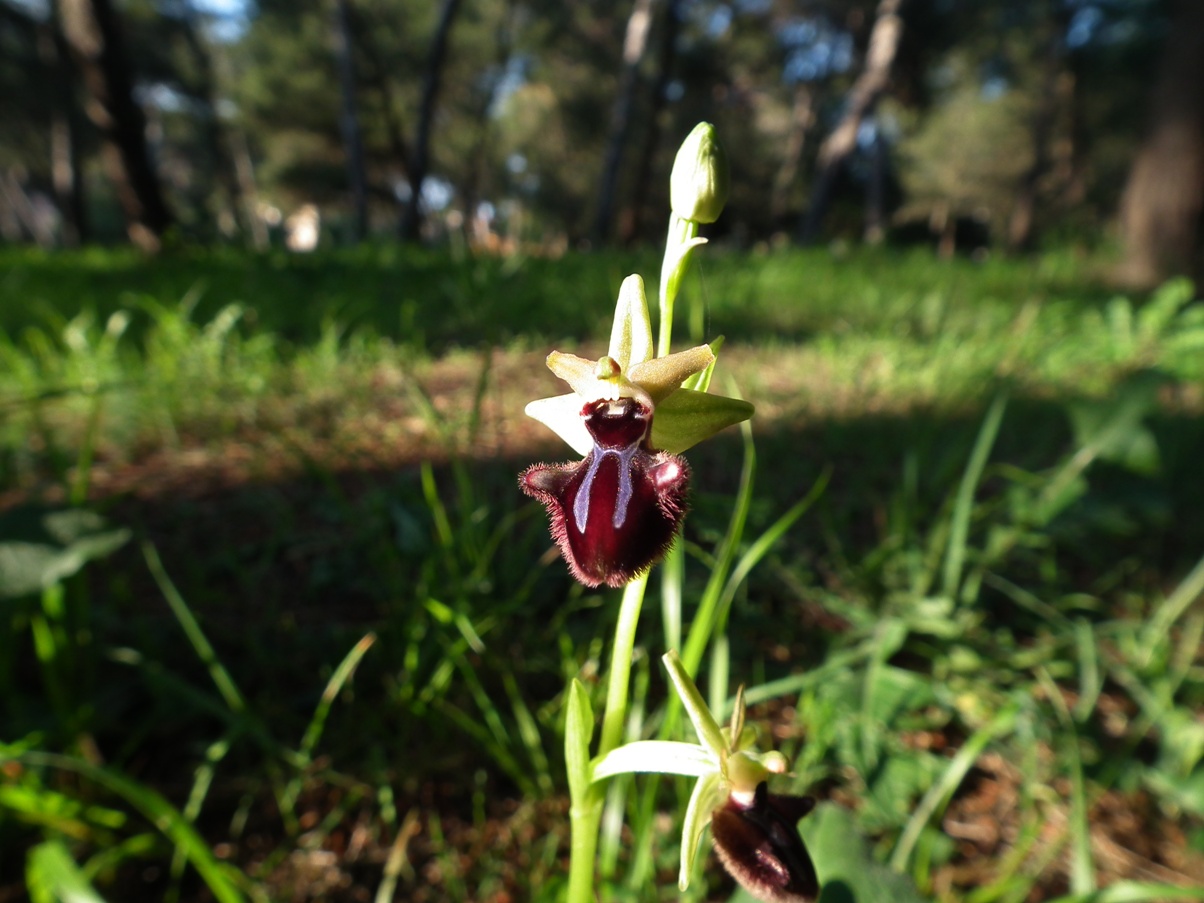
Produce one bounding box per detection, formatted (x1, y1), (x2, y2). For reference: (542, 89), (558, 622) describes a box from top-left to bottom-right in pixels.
(591, 740), (718, 782)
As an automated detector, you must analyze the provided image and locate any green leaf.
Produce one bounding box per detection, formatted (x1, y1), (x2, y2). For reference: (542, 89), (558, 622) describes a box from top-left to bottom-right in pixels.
(592, 740), (717, 781)
(0, 506), (130, 599)
(1066, 370), (1167, 477)
(565, 679), (595, 803)
(26, 840), (109, 903)
(804, 803), (929, 903)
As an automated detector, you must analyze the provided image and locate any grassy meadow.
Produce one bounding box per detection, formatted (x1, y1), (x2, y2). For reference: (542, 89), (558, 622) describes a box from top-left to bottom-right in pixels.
(2, 243), (1204, 902)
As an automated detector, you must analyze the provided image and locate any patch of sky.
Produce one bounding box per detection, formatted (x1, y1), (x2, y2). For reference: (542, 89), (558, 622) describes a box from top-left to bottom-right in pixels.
(137, 83), (205, 115)
(978, 57), (1012, 100)
(856, 119), (878, 149)
(706, 4), (733, 39)
(980, 76), (1009, 100)
(422, 177), (454, 213)
(488, 56), (531, 118)
(1066, 5), (1103, 49)
(1062, 1), (1161, 50)
(780, 17), (853, 84)
(192, 0), (250, 42)
(7, 0), (49, 20)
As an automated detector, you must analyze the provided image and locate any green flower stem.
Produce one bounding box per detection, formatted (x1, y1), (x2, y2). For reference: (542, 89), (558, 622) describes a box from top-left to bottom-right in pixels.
(658, 215), (700, 356)
(566, 792), (603, 903)
(566, 572), (650, 903)
(600, 572), (651, 756)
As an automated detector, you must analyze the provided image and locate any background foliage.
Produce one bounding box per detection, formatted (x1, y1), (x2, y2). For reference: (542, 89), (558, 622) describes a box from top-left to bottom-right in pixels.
(2, 0), (1204, 900)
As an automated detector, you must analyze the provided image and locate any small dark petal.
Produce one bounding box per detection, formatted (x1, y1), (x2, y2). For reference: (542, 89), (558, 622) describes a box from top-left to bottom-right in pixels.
(520, 397), (689, 588)
(711, 782), (819, 903)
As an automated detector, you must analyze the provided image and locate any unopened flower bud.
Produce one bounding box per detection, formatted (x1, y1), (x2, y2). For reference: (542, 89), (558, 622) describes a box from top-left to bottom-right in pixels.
(670, 122), (729, 224)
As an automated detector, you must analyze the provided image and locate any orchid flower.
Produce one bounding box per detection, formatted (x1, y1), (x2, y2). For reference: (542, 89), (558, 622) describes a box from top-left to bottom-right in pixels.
(590, 651), (819, 902)
(520, 275), (753, 588)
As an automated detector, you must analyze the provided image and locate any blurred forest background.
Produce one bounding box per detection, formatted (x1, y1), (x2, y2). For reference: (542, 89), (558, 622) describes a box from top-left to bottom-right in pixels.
(2, 0), (1204, 283)
(5, 2), (1204, 902)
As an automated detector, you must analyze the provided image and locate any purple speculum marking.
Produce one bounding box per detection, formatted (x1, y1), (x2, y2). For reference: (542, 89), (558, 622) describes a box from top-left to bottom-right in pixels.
(521, 396), (690, 588)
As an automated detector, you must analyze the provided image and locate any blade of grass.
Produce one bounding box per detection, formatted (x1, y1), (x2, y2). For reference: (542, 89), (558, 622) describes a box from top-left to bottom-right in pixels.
(1139, 548), (1204, 667)
(1039, 666), (1095, 895)
(941, 391), (1007, 603)
(11, 751), (247, 903)
(168, 736), (232, 902)
(143, 542), (246, 715)
(280, 633), (377, 814)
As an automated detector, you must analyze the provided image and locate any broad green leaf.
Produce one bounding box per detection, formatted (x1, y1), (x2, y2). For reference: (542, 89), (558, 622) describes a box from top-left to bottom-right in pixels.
(0, 506), (130, 599)
(565, 679), (595, 802)
(804, 803), (929, 903)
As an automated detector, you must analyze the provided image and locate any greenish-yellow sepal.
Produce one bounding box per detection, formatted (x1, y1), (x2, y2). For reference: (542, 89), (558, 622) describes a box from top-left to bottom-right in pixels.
(651, 389), (755, 454)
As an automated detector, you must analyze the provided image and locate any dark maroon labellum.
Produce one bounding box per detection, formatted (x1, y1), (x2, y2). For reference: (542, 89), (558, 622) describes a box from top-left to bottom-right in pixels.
(520, 397), (689, 588)
(711, 782), (819, 903)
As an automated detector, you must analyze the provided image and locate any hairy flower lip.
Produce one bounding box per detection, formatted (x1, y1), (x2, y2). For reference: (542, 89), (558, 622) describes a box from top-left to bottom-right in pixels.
(520, 397), (689, 588)
(711, 782), (819, 903)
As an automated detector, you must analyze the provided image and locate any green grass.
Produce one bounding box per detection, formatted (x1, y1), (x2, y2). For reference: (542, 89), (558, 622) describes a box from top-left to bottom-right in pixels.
(1, 244), (1203, 902)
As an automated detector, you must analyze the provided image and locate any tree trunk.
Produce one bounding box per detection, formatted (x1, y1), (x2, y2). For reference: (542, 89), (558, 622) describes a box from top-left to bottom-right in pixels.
(231, 128), (270, 251)
(770, 84), (816, 223)
(798, 0), (904, 244)
(461, 0), (517, 229)
(39, 14), (88, 246)
(332, 0), (368, 241)
(60, 0), (173, 251)
(863, 117), (887, 244)
(178, 0), (246, 242)
(356, 22), (413, 183)
(398, 0), (462, 242)
(0, 169), (57, 247)
(592, 0), (657, 246)
(1116, 0), (1204, 288)
(1006, 0), (1068, 252)
(617, 0), (679, 245)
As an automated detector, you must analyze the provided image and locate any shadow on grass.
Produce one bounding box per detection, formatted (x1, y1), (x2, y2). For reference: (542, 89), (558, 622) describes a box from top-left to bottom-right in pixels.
(5, 391), (1202, 900)
(74, 393), (1204, 755)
